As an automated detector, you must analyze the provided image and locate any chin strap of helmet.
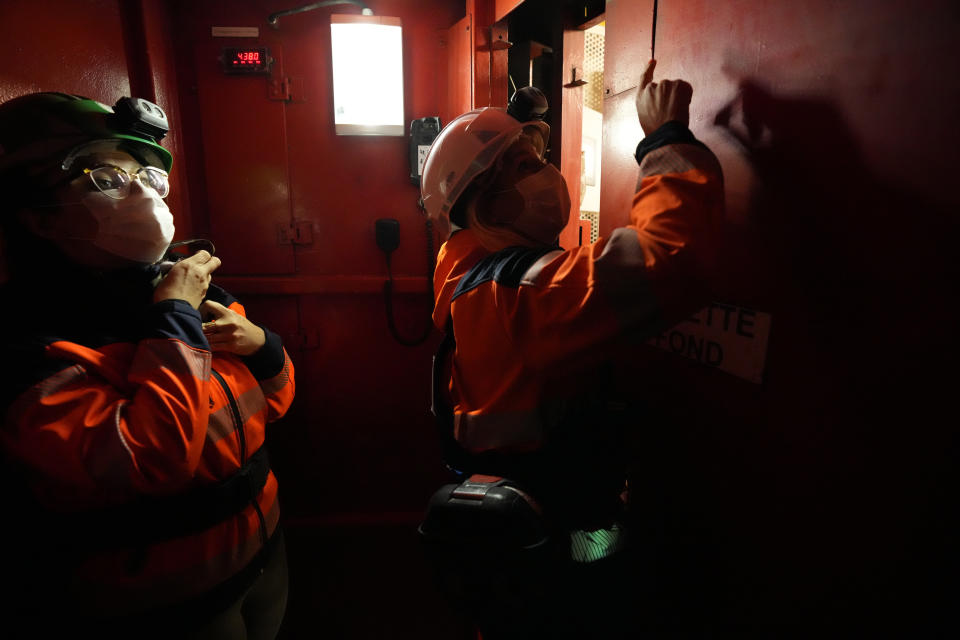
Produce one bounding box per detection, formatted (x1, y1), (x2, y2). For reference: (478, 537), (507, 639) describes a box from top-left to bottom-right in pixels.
(157, 239), (216, 274)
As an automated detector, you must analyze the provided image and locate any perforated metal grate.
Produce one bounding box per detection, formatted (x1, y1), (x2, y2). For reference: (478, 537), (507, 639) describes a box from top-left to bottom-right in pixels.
(579, 210), (600, 243)
(584, 29), (605, 113)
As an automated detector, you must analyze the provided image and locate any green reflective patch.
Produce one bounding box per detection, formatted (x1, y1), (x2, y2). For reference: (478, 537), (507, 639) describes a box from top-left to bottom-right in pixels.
(569, 524), (624, 563)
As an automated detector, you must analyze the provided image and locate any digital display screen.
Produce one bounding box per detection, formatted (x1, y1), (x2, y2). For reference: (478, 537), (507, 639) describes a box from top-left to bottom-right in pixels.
(233, 50), (262, 65)
(221, 47), (271, 74)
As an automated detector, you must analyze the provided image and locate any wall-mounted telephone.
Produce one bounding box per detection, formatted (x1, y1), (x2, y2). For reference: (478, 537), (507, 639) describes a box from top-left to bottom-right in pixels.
(409, 116), (441, 185)
(375, 117), (443, 347)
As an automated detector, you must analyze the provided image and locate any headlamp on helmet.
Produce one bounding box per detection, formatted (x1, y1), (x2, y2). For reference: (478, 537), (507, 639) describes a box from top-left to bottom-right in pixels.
(112, 97), (169, 143)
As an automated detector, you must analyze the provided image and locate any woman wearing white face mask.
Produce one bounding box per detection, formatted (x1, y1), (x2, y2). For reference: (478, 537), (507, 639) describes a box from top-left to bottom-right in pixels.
(0, 92), (295, 640)
(419, 61), (725, 638)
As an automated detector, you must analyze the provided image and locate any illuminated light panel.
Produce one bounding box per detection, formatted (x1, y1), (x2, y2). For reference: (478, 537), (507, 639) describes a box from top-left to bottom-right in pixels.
(330, 14), (404, 136)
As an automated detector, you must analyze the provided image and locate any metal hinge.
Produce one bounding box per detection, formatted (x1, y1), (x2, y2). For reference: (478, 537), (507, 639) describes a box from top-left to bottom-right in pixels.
(268, 76), (303, 101)
(278, 220), (314, 245)
(268, 75), (289, 100)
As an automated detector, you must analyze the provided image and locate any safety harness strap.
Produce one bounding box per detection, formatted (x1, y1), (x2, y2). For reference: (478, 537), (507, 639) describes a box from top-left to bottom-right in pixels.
(49, 446), (271, 549)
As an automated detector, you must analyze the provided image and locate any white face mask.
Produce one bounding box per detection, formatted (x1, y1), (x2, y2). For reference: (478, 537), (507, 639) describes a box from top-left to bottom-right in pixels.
(80, 186), (175, 264)
(509, 163), (571, 244)
(514, 163), (568, 209)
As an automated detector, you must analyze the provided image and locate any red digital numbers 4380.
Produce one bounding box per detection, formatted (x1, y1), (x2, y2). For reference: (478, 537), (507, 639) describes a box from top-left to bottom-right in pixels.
(233, 51), (261, 65)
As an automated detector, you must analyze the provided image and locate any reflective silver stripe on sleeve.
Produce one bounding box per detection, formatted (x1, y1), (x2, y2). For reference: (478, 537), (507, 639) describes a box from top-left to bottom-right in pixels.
(594, 227), (662, 338)
(113, 400), (136, 461)
(259, 352), (292, 396)
(130, 339), (212, 382)
(454, 410), (544, 452)
(639, 143), (720, 179)
(520, 249), (564, 286)
(4, 365), (87, 427)
(206, 406), (236, 443)
(206, 385), (268, 445)
(39, 364), (87, 398)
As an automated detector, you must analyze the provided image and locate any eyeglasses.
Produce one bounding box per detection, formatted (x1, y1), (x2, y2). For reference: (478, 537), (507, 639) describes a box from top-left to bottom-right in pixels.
(82, 164), (170, 199)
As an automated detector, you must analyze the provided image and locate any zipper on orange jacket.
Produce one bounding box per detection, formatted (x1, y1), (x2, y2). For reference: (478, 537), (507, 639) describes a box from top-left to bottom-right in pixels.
(211, 367), (268, 545)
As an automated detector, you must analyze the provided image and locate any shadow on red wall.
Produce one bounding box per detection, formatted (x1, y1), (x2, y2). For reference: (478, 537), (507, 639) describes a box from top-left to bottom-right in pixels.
(695, 78), (958, 630)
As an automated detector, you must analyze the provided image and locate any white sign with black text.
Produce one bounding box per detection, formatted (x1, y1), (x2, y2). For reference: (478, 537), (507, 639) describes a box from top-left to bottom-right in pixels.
(417, 145), (431, 178)
(647, 303), (772, 383)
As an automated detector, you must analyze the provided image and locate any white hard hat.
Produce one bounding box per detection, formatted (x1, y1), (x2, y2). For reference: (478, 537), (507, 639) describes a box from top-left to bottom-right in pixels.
(420, 107), (549, 235)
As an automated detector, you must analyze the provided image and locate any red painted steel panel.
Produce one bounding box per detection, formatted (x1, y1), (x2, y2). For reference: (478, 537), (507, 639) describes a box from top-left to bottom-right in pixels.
(602, 0), (656, 100)
(600, 0), (958, 626)
(215, 274), (431, 295)
(598, 0), (655, 238)
(469, 0), (496, 107)
(281, 293), (448, 516)
(138, 0), (193, 238)
(597, 90), (644, 239)
(0, 1), (132, 104)
(558, 28), (584, 251)
(445, 15), (474, 122)
(495, 0), (524, 22)
(490, 19), (511, 108)
(187, 2), (295, 276)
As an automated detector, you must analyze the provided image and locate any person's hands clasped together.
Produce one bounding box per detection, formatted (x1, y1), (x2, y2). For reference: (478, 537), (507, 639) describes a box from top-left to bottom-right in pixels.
(153, 250), (221, 309)
(635, 59), (693, 136)
(200, 300), (266, 356)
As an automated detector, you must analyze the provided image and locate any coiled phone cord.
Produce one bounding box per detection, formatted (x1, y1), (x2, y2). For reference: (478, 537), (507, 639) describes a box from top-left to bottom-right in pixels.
(382, 217), (436, 346)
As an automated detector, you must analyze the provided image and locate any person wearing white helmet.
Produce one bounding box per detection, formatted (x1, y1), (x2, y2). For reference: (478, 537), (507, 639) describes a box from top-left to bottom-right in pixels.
(420, 60), (725, 637)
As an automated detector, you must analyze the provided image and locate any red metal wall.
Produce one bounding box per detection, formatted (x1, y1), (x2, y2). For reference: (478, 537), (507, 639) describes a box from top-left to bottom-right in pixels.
(600, 0), (957, 628)
(0, 1), (131, 104)
(168, 0), (464, 523)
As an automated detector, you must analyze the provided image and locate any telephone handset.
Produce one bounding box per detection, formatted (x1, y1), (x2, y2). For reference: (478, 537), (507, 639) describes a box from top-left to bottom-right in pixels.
(376, 117), (442, 347)
(409, 117), (442, 186)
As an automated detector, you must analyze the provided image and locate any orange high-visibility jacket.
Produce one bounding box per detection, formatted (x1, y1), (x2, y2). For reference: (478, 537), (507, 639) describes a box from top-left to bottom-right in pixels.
(433, 123), (724, 455)
(1, 278), (294, 616)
